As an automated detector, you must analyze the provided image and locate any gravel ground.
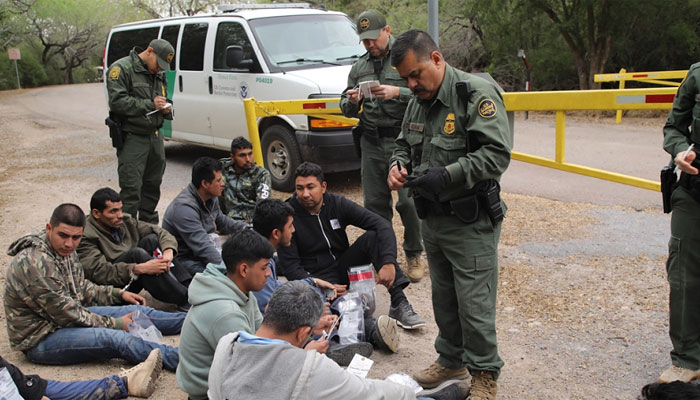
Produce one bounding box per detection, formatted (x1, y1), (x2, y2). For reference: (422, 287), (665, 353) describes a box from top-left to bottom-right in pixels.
(0, 84), (676, 399)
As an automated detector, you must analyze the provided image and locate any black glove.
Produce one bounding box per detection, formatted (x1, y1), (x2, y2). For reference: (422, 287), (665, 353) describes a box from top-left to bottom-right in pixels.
(404, 167), (451, 194)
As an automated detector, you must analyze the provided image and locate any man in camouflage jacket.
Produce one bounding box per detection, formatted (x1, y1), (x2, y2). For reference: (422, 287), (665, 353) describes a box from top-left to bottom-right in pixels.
(4, 203), (185, 371)
(219, 137), (271, 224)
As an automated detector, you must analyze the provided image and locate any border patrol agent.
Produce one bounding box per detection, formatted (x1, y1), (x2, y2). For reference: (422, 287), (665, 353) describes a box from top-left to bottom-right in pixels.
(388, 30), (511, 400)
(106, 39), (174, 224)
(339, 10), (426, 282)
(659, 63), (700, 383)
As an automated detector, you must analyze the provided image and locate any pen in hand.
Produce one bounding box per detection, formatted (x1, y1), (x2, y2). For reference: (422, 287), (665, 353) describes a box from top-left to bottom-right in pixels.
(675, 143), (695, 174)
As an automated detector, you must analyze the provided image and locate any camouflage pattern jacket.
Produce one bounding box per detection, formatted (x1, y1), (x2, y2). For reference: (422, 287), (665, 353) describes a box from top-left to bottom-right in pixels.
(219, 158), (271, 223)
(4, 233), (124, 351)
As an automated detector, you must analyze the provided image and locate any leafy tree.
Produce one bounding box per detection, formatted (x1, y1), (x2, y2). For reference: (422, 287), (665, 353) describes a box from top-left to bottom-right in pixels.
(129, 0), (221, 17)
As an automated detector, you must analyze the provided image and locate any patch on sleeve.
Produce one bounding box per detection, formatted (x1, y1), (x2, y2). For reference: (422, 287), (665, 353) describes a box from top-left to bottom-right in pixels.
(478, 99), (497, 118)
(108, 66), (121, 80)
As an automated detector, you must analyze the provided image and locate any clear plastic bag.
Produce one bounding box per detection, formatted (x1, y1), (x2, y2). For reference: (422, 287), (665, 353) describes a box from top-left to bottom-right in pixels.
(336, 292), (365, 345)
(126, 309), (163, 344)
(208, 233), (222, 255)
(385, 372), (423, 393)
(348, 265), (376, 318)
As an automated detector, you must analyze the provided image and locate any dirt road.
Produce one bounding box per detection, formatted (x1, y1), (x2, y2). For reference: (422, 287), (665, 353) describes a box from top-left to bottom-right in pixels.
(0, 84), (673, 399)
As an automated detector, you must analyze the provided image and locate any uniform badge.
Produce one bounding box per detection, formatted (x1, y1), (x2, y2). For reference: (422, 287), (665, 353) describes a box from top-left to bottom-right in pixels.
(108, 66), (121, 80)
(444, 113), (455, 134)
(167, 53), (174, 63)
(359, 18), (370, 30)
(478, 99), (497, 118)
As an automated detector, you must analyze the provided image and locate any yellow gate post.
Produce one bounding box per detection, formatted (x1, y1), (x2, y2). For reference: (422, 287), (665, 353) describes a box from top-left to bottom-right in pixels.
(243, 98), (265, 167)
(616, 68), (626, 124)
(555, 111), (566, 163)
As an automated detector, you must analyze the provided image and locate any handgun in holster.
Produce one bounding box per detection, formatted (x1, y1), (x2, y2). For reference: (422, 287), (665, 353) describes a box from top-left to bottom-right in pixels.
(105, 111), (124, 150)
(661, 158), (677, 213)
(351, 125), (363, 158)
(476, 179), (505, 225)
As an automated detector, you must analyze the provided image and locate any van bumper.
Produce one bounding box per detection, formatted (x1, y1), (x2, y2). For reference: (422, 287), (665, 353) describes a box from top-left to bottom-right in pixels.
(295, 129), (360, 173)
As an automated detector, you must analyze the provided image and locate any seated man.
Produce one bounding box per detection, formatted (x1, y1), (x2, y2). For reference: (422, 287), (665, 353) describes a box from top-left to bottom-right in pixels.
(4, 204), (185, 372)
(278, 162), (425, 332)
(78, 187), (188, 307)
(219, 137), (271, 224)
(0, 349), (161, 399)
(208, 281), (469, 400)
(163, 157), (247, 276)
(176, 229), (331, 400)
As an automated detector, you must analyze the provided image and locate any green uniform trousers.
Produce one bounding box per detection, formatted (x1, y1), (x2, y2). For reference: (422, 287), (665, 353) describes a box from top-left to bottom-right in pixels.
(117, 132), (165, 224)
(667, 186), (700, 369)
(360, 135), (423, 257)
(422, 212), (504, 379)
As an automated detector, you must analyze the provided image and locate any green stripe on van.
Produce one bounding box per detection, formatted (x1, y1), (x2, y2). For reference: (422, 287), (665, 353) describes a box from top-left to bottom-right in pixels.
(162, 70), (176, 138)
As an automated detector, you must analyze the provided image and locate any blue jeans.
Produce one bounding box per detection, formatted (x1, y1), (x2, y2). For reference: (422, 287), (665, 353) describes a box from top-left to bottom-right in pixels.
(46, 375), (127, 400)
(26, 305), (185, 371)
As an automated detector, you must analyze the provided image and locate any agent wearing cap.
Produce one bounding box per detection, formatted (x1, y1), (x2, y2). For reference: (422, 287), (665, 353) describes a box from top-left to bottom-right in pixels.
(106, 38), (175, 224)
(340, 10), (428, 289)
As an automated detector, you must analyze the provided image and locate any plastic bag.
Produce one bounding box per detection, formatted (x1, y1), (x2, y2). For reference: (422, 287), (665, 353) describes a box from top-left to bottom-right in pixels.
(385, 372), (423, 393)
(348, 265), (376, 318)
(209, 233), (222, 255)
(126, 309), (163, 344)
(335, 292), (365, 345)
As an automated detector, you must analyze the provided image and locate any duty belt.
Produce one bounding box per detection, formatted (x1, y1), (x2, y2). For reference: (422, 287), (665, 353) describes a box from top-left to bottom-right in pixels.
(376, 126), (401, 138)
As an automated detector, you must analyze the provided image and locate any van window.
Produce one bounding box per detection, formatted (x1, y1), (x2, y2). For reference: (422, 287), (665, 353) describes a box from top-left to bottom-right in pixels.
(249, 15), (364, 71)
(180, 23), (208, 71)
(107, 27), (159, 67)
(161, 25), (180, 71)
(213, 22), (259, 73)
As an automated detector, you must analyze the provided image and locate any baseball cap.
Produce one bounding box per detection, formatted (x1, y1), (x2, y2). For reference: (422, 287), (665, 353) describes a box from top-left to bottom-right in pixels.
(148, 39), (175, 71)
(356, 10), (386, 41)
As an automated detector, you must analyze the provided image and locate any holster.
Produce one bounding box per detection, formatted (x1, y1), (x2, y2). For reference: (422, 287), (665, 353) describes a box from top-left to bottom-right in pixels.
(362, 125), (379, 146)
(450, 195), (480, 224)
(476, 179), (505, 225)
(351, 125), (363, 158)
(105, 112), (124, 150)
(411, 191), (429, 219)
(660, 158), (677, 213)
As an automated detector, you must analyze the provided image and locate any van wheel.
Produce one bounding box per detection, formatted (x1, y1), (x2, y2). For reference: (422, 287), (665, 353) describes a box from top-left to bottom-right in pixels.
(262, 124), (301, 192)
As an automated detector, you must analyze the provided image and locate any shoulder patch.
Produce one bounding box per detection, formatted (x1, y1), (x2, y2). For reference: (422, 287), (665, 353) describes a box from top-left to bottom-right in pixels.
(108, 66), (121, 80)
(478, 99), (497, 118)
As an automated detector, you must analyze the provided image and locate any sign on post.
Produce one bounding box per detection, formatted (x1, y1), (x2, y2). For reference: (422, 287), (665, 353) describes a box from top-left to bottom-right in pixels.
(7, 48), (21, 89)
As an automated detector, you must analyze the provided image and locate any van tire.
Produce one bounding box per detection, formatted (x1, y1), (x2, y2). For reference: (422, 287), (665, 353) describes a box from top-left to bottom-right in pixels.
(262, 124), (301, 192)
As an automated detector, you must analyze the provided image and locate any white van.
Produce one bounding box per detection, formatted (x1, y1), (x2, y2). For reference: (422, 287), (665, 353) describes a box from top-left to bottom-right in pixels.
(104, 4), (364, 191)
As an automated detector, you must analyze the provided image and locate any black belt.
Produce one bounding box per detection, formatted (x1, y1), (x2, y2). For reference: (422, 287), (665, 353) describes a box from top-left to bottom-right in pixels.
(376, 126), (400, 138)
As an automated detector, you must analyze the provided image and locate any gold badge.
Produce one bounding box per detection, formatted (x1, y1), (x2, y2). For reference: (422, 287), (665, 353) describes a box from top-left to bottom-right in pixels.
(478, 99), (497, 118)
(444, 113), (455, 134)
(167, 53), (174, 63)
(359, 18), (370, 30)
(108, 66), (121, 80)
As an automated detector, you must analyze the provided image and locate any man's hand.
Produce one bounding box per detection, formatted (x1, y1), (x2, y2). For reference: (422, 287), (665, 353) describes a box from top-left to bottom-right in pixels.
(388, 163), (409, 190)
(304, 338), (329, 354)
(313, 314), (337, 335)
(370, 84), (400, 100)
(161, 248), (174, 272)
(345, 88), (362, 104)
(675, 148), (698, 175)
(376, 264), (396, 289)
(121, 312), (134, 332)
(120, 290), (146, 305)
(314, 278), (337, 300)
(333, 284), (348, 297)
(134, 258), (169, 275)
(404, 167), (451, 194)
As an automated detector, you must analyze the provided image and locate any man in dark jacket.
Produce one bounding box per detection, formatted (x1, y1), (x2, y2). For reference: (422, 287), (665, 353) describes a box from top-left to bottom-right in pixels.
(78, 187), (188, 307)
(278, 162), (425, 330)
(162, 157), (247, 276)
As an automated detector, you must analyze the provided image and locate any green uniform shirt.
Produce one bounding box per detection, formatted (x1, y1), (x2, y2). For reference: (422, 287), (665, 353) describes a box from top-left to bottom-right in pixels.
(390, 64), (512, 201)
(219, 158), (271, 223)
(106, 48), (171, 135)
(339, 36), (413, 128)
(664, 62), (700, 157)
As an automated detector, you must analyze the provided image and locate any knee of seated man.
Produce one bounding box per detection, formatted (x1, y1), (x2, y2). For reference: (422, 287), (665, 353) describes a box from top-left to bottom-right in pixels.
(122, 247), (152, 264)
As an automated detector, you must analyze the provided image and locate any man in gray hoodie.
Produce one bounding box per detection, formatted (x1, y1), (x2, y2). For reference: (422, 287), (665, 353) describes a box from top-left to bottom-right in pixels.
(208, 281), (469, 400)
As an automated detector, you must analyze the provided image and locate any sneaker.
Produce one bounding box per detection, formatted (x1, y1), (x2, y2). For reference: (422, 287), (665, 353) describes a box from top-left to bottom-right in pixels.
(119, 348), (162, 398)
(414, 362), (469, 389)
(389, 300), (426, 329)
(419, 379), (470, 400)
(468, 370), (497, 400)
(371, 315), (400, 352)
(405, 256), (426, 282)
(659, 364), (700, 383)
(326, 341), (373, 366)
